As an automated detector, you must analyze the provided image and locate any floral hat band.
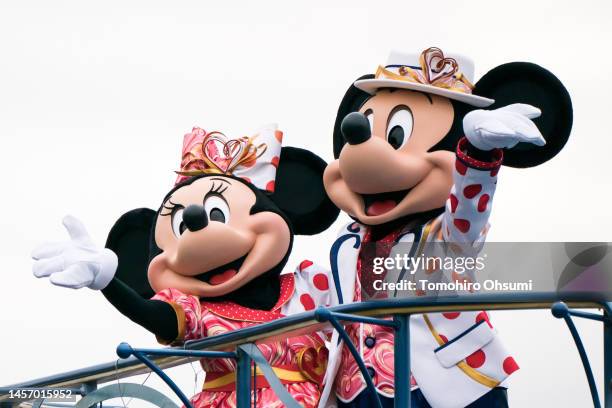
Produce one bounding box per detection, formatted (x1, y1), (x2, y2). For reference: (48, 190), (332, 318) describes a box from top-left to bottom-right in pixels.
(375, 47), (474, 94)
(175, 125), (283, 192)
(354, 46), (495, 107)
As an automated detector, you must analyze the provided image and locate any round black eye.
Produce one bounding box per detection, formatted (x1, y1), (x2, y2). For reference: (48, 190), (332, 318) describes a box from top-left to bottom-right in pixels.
(204, 195), (230, 224)
(386, 107), (413, 150)
(171, 208), (187, 237)
(387, 126), (404, 150)
(209, 208), (226, 223)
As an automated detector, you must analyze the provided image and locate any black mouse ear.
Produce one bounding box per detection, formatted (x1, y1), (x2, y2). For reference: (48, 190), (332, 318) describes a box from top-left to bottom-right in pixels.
(473, 62), (573, 168)
(105, 208), (157, 298)
(270, 147), (339, 235)
(333, 74), (374, 158)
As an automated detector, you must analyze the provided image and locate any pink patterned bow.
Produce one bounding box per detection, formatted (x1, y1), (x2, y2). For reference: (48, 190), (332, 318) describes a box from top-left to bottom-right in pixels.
(175, 126), (283, 192)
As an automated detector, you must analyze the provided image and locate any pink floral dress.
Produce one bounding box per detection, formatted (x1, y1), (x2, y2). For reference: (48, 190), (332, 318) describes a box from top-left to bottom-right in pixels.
(152, 261), (333, 408)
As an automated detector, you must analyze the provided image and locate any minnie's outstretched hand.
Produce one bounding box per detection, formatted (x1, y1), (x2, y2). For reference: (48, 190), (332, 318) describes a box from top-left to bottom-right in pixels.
(463, 103), (546, 151)
(31, 215), (117, 290)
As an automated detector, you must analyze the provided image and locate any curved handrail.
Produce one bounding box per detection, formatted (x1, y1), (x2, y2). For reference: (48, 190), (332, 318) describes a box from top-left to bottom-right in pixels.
(74, 383), (179, 408)
(552, 302), (604, 408)
(1, 291), (607, 401)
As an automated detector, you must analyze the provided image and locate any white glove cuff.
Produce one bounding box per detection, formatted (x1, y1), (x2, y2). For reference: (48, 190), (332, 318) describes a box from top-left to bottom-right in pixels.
(90, 248), (118, 290)
(463, 113), (492, 151)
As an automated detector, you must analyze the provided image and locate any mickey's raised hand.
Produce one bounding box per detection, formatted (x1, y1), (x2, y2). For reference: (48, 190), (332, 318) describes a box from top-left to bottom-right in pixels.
(32, 215), (117, 290)
(463, 103), (546, 151)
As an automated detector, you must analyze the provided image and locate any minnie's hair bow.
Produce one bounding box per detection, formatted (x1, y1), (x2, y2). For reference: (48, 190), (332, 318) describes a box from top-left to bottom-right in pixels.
(175, 125), (283, 192)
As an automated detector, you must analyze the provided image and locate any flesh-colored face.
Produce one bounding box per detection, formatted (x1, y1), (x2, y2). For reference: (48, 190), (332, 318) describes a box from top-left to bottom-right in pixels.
(324, 89), (456, 225)
(147, 176), (290, 297)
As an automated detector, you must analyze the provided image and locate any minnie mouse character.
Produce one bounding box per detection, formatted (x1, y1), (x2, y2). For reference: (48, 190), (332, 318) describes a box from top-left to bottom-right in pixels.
(321, 48), (572, 408)
(32, 125), (339, 408)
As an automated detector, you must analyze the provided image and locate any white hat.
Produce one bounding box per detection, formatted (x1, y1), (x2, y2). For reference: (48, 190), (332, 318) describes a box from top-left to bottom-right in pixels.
(354, 47), (494, 108)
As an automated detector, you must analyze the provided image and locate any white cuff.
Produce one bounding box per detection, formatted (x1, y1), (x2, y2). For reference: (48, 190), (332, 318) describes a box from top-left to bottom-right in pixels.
(434, 320), (495, 368)
(90, 248), (118, 290)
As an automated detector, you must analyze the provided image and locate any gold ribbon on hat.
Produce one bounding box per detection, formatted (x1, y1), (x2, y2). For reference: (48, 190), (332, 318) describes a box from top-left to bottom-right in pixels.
(374, 47), (475, 94)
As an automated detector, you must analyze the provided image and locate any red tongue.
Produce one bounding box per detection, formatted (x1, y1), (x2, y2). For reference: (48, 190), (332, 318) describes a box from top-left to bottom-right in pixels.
(209, 269), (238, 285)
(366, 200), (397, 216)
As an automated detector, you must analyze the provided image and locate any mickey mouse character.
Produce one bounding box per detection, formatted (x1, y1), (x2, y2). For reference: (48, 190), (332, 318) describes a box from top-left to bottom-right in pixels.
(321, 48), (572, 408)
(32, 125), (340, 408)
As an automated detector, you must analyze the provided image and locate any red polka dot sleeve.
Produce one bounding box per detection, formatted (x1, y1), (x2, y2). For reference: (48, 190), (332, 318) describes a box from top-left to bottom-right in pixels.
(280, 260), (337, 342)
(443, 137), (503, 244)
(282, 260), (336, 315)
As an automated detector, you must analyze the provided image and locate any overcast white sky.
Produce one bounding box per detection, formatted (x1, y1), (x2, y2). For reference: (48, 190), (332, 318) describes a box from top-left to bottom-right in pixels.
(0, 1), (611, 407)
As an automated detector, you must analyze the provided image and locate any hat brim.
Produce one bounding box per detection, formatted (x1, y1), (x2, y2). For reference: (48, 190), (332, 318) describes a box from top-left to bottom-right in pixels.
(354, 78), (495, 108)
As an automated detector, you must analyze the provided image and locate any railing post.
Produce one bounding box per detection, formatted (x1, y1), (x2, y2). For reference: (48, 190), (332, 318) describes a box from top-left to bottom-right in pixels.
(605, 303), (612, 407)
(394, 314), (411, 408)
(236, 346), (252, 408)
(80, 381), (97, 408)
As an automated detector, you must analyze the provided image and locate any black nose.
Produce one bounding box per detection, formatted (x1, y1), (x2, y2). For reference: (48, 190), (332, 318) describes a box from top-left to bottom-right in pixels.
(183, 204), (209, 232)
(341, 112), (371, 145)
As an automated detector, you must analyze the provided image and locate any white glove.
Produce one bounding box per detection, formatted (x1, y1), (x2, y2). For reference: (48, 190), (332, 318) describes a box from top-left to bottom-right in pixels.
(31, 215), (117, 290)
(463, 103), (546, 151)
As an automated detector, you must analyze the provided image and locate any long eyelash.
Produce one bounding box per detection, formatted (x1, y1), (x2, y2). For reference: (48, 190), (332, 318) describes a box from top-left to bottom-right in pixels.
(160, 198), (182, 216)
(208, 182), (229, 195)
(161, 181), (229, 217)
(208, 182), (222, 194)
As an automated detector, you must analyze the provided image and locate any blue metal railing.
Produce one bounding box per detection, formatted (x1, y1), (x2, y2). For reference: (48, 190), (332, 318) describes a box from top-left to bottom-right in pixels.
(551, 302), (607, 408)
(1, 292), (610, 408)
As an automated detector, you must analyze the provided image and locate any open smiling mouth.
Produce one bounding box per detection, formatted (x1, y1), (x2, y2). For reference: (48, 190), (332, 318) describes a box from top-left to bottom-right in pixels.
(195, 255), (247, 286)
(362, 189), (411, 216)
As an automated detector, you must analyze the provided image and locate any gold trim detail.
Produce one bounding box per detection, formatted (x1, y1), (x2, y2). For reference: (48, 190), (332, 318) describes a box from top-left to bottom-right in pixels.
(423, 315), (500, 388)
(203, 366), (308, 390)
(417, 219), (433, 254)
(373, 47), (475, 94)
(176, 131), (267, 178)
(156, 302), (186, 345)
(296, 346), (327, 383)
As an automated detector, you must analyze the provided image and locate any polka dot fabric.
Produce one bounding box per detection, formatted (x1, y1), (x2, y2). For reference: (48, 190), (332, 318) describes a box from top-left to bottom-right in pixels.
(443, 137), (502, 244)
(328, 138), (518, 407)
(426, 311), (516, 385)
(232, 124), (283, 193)
(281, 260), (336, 316)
